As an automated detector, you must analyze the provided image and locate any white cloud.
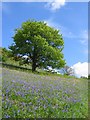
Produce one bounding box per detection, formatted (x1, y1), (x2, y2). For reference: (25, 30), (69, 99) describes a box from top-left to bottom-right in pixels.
(71, 62), (88, 78)
(44, 18), (59, 30)
(45, 0), (66, 11)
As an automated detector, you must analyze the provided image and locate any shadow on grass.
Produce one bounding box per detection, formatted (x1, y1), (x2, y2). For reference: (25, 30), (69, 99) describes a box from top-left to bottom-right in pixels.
(0, 62), (32, 73)
(0, 62), (81, 79)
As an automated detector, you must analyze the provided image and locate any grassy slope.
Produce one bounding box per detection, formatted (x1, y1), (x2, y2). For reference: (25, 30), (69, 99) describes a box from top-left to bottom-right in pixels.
(2, 67), (88, 118)
(0, 67), (2, 119)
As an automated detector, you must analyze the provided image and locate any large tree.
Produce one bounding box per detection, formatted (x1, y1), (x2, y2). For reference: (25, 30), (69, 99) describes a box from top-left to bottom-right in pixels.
(9, 20), (66, 72)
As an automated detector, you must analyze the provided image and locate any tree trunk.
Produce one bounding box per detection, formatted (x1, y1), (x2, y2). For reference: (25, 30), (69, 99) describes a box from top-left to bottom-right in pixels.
(32, 47), (37, 72)
(32, 57), (37, 72)
(32, 62), (36, 72)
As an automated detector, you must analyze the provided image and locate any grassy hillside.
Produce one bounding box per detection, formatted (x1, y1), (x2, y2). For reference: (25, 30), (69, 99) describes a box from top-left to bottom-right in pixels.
(2, 67), (88, 118)
(0, 67), (2, 119)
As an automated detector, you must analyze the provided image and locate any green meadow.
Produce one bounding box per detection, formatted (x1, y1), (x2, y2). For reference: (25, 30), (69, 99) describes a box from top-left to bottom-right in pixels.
(2, 67), (88, 118)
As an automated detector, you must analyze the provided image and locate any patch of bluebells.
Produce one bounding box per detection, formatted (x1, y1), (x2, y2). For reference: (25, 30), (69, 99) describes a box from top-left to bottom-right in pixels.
(2, 68), (88, 118)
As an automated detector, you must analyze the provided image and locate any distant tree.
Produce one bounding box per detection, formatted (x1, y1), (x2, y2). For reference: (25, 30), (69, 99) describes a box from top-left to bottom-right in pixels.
(9, 19), (66, 72)
(62, 65), (75, 76)
(81, 76), (87, 79)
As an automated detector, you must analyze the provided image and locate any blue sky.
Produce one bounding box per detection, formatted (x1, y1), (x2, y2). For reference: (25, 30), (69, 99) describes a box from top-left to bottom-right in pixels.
(2, 2), (88, 76)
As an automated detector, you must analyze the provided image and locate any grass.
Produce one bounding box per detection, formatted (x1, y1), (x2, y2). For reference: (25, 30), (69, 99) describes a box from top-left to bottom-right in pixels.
(1, 61), (79, 80)
(0, 67), (2, 119)
(2, 67), (88, 118)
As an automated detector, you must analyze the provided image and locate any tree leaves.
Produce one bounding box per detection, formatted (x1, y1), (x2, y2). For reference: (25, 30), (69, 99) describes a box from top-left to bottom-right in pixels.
(9, 19), (66, 71)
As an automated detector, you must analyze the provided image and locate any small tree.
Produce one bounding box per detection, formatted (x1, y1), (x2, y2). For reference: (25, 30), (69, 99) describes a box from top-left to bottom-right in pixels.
(9, 19), (66, 72)
(81, 76), (87, 79)
(62, 65), (75, 76)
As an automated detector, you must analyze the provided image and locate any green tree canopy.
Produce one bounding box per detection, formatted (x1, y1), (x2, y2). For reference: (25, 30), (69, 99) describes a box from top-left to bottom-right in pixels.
(9, 20), (66, 72)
